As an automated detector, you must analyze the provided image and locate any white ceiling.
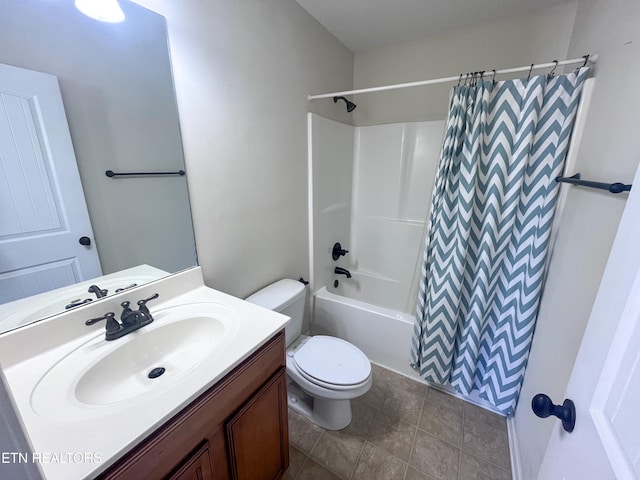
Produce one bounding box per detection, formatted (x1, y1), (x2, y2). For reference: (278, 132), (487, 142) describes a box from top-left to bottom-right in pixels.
(296, 0), (572, 52)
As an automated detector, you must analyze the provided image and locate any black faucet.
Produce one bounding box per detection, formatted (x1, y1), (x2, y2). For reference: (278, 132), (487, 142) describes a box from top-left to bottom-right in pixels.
(334, 267), (352, 278)
(86, 293), (159, 341)
(88, 284), (108, 299)
(115, 283), (138, 293)
(65, 298), (93, 310)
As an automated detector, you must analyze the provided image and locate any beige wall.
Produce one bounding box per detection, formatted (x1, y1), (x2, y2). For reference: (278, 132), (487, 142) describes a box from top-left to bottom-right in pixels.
(516, 1), (640, 478)
(136, 0), (354, 306)
(352, 3), (578, 125)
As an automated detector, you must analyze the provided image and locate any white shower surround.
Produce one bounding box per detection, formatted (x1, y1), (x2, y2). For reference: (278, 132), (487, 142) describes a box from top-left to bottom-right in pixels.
(308, 113), (445, 377)
(350, 120), (445, 312)
(308, 113), (445, 308)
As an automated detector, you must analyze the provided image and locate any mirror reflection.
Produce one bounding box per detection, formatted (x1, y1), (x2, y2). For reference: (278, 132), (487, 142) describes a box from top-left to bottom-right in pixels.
(0, 0), (197, 333)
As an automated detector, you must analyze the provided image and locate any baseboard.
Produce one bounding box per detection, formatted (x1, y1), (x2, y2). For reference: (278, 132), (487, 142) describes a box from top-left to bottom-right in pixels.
(507, 415), (523, 480)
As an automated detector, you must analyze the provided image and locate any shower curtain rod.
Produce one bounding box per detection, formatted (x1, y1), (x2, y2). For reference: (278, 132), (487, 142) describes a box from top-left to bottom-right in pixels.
(307, 55), (597, 100)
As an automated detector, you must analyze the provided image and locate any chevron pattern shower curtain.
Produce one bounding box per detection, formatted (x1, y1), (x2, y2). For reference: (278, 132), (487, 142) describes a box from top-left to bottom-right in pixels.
(410, 68), (589, 415)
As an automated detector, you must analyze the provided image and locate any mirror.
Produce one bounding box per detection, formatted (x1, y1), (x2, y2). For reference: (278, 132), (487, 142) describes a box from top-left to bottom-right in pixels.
(0, 0), (197, 333)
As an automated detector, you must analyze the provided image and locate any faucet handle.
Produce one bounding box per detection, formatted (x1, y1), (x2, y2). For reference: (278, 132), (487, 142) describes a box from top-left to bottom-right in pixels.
(137, 293), (159, 315)
(85, 312), (121, 334)
(137, 293), (159, 306)
(65, 298), (93, 310)
(86, 312), (114, 325)
(332, 242), (349, 261)
(115, 283), (137, 293)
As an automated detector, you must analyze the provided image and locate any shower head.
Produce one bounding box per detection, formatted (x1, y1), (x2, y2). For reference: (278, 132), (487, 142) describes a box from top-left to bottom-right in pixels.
(333, 96), (357, 113)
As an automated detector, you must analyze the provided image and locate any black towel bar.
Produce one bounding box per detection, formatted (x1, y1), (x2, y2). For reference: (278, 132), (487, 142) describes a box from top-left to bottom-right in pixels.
(105, 169), (185, 178)
(556, 173), (631, 194)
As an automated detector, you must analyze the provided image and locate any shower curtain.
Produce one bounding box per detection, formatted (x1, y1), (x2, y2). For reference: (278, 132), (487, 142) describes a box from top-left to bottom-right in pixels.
(410, 68), (589, 415)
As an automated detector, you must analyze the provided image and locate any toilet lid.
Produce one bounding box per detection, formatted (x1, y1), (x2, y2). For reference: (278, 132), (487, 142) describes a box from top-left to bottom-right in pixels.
(293, 336), (371, 386)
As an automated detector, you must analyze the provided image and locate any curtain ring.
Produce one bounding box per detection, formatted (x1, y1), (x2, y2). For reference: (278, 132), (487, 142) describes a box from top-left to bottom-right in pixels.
(491, 69), (497, 84)
(576, 54), (590, 72)
(457, 73), (463, 87)
(549, 60), (558, 77)
(527, 63), (534, 81)
(464, 72), (469, 85)
(582, 54), (590, 67)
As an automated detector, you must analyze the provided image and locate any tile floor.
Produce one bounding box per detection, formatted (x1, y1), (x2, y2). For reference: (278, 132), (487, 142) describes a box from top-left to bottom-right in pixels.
(284, 364), (511, 480)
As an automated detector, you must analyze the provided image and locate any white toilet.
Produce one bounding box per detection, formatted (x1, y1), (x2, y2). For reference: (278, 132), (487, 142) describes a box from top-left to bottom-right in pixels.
(246, 279), (372, 430)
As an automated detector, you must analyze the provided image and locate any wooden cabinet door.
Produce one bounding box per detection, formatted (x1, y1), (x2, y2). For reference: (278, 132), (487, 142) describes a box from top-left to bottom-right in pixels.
(226, 369), (289, 480)
(169, 442), (214, 480)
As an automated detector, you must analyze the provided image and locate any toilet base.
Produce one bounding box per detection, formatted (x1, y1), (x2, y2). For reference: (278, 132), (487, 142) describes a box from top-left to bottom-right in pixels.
(287, 381), (352, 430)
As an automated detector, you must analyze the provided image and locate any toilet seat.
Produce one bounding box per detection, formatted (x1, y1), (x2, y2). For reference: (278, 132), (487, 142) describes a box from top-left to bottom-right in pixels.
(292, 336), (371, 390)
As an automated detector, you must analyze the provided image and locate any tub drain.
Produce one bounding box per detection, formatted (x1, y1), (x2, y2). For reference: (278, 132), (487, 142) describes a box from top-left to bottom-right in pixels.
(148, 367), (166, 379)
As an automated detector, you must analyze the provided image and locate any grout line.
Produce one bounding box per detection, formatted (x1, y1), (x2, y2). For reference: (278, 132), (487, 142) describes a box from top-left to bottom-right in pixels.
(457, 405), (465, 479)
(293, 453), (310, 480)
(406, 394), (425, 474)
(460, 405), (513, 473)
(307, 429), (324, 461)
(462, 450), (512, 476)
(401, 462), (409, 480)
(346, 436), (367, 480)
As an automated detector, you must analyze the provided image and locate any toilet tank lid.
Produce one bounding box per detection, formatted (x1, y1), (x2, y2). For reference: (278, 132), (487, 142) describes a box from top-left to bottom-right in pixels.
(245, 279), (305, 311)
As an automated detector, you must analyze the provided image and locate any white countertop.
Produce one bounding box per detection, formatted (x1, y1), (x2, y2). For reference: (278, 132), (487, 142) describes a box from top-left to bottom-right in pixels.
(0, 267), (289, 479)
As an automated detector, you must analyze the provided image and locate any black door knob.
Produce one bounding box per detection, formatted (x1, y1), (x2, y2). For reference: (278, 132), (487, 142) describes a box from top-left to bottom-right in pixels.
(531, 393), (576, 432)
(79, 236), (91, 246)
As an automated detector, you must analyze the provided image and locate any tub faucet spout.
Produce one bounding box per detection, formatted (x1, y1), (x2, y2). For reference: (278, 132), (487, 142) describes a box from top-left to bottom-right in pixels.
(335, 267), (352, 278)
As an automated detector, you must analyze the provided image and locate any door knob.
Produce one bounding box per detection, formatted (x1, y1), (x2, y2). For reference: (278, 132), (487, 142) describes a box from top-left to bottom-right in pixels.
(531, 393), (576, 432)
(79, 236), (91, 246)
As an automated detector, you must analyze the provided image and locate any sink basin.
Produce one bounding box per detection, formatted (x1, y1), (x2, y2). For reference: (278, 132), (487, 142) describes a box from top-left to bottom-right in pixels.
(30, 302), (239, 419)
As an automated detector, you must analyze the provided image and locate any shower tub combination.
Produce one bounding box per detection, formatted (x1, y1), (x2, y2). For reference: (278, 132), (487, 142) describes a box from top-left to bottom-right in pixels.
(308, 114), (446, 383)
(312, 273), (419, 381)
(308, 113), (513, 414)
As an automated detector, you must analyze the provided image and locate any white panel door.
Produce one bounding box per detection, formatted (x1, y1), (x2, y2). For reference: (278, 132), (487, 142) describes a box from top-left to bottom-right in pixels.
(538, 161), (640, 479)
(0, 63), (101, 304)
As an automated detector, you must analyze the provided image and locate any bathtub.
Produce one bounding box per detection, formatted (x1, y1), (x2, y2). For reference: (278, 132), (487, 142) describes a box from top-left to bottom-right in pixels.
(312, 282), (504, 413)
(312, 284), (420, 380)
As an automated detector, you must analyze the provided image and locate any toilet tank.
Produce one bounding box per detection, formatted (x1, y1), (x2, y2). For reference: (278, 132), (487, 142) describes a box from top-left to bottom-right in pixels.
(245, 279), (306, 347)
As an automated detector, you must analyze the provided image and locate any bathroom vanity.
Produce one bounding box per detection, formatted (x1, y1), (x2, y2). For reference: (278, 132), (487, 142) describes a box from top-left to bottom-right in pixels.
(99, 330), (288, 480)
(0, 267), (290, 480)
